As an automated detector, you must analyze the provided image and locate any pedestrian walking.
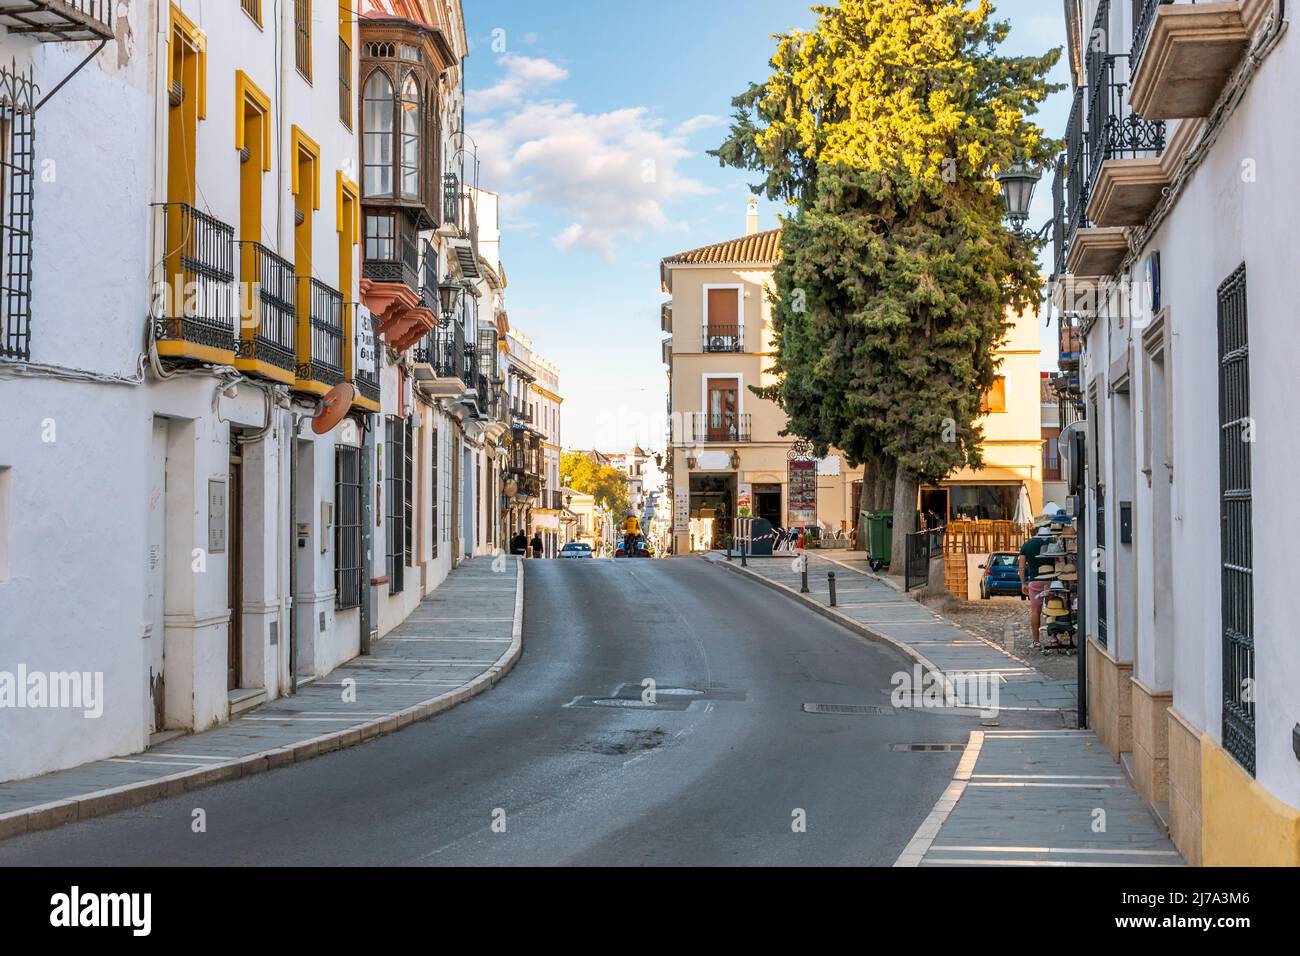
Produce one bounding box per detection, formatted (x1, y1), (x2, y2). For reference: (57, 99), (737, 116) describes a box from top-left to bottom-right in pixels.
(530, 532), (544, 559)
(510, 530), (528, 556)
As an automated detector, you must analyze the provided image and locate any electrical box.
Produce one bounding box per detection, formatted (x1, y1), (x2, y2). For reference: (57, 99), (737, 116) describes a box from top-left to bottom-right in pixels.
(1120, 501), (1133, 544)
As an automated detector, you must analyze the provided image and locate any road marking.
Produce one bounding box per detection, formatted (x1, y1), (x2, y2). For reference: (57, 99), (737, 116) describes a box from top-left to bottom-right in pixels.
(923, 858), (1171, 867)
(931, 845), (1180, 857)
(893, 730), (984, 867)
(967, 781), (1116, 788)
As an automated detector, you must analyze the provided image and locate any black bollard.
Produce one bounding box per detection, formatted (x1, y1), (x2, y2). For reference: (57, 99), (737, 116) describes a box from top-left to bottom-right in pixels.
(828, 571), (837, 606)
(740, 535), (748, 567)
(800, 555), (810, 593)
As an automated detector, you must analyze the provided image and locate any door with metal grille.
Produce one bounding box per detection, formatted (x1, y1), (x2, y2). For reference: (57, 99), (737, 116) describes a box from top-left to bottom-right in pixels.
(1217, 263), (1254, 776)
(335, 445), (361, 610)
(385, 416), (405, 594)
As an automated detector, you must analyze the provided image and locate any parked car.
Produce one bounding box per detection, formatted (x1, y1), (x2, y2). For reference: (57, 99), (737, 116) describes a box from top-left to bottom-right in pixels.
(559, 541), (594, 559)
(979, 552), (1025, 599)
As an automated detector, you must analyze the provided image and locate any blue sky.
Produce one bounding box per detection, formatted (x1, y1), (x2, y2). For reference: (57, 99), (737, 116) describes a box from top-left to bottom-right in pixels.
(462, 0), (1072, 452)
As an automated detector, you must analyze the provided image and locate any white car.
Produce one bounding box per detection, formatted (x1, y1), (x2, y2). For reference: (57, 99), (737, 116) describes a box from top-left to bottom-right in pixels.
(559, 541), (594, 558)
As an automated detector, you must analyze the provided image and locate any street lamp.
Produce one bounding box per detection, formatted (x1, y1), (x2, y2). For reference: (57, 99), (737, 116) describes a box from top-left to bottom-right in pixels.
(996, 159), (1042, 233)
(437, 277), (462, 326)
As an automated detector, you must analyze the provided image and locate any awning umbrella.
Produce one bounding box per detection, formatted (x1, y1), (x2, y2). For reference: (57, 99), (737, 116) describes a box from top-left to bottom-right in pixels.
(1014, 485), (1033, 526)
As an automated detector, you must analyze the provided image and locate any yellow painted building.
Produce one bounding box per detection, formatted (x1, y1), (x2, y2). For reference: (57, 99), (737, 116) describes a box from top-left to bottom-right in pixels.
(660, 202), (1041, 555)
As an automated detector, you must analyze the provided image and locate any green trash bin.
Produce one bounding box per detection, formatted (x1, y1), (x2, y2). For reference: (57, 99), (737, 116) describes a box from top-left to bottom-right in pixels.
(861, 510), (893, 571)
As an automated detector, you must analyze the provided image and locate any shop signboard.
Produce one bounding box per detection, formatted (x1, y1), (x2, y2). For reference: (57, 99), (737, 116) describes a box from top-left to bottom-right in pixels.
(787, 458), (817, 525)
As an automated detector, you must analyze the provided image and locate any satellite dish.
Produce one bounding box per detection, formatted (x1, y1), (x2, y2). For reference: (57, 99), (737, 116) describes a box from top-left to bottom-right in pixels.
(312, 381), (356, 434)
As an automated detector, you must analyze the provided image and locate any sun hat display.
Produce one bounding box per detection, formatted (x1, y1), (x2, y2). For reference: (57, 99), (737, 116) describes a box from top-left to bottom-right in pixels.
(1036, 526), (1053, 538)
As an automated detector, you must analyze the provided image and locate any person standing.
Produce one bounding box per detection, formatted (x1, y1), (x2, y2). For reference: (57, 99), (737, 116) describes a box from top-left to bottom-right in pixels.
(1019, 526), (1053, 649)
(530, 532), (544, 559)
(510, 530), (528, 556)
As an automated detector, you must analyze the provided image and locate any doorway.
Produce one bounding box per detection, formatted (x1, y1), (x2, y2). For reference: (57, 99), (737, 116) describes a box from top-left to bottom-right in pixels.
(705, 379), (739, 441)
(920, 487), (950, 527)
(146, 419), (168, 733)
(689, 473), (736, 550)
(753, 482), (782, 528)
(227, 439), (244, 691)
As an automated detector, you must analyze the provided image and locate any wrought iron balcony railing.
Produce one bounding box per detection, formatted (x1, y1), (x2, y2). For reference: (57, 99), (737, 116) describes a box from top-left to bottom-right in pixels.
(1085, 53), (1166, 193)
(298, 277), (345, 387)
(702, 324), (743, 352)
(238, 241), (297, 373)
(1049, 153), (1068, 281)
(0, 0), (113, 42)
(442, 172), (460, 230)
(362, 227), (419, 293)
(1132, 0), (1176, 74)
(691, 412), (752, 443)
(154, 202), (238, 356)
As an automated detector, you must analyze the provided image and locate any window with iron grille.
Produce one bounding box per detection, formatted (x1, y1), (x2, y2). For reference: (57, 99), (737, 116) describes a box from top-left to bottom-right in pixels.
(335, 445), (362, 609)
(430, 424), (438, 559)
(403, 418), (413, 566)
(1, 65), (35, 362)
(385, 416), (405, 594)
(241, 0), (261, 24)
(294, 0), (312, 81)
(1218, 262), (1255, 776)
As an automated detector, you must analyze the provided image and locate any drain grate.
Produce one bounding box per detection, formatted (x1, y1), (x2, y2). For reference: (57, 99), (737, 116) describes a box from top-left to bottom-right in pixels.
(890, 743), (966, 752)
(803, 703), (895, 716)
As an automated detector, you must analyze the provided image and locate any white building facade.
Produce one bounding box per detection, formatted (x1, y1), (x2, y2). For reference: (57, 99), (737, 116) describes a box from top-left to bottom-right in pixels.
(1048, 0), (1297, 864)
(0, 0), (515, 784)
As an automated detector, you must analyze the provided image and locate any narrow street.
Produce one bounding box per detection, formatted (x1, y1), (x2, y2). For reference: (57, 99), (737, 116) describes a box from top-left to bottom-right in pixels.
(0, 559), (1039, 867)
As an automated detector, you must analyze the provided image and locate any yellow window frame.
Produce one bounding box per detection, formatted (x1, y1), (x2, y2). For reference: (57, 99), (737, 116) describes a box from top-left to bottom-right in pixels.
(168, 3), (207, 120)
(336, 172), (360, 244)
(290, 125), (321, 210)
(234, 71), (272, 171)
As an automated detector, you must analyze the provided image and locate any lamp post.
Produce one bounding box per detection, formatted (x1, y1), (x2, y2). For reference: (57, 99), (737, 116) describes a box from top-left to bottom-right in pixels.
(996, 158), (1042, 234)
(437, 277), (462, 326)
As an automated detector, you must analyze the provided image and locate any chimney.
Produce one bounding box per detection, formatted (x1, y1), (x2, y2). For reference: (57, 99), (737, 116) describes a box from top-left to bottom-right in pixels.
(745, 196), (759, 236)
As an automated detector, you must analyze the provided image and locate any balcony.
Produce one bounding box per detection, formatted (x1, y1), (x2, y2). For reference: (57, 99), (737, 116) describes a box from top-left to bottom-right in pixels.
(690, 412), (752, 443)
(1084, 54), (1169, 228)
(702, 324), (743, 352)
(0, 0), (113, 42)
(361, 226), (435, 352)
(294, 278), (346, 395)
(412, 320), (467, 397)
(475, 327), (499, 419)
(1130, 0), (1251, 120)
(153, 203), (239, 365)
(660, 302), (672, 333)
(662, 337), (672, 367)
(236, 241), (297, 383)
(347, 302), (381, 412)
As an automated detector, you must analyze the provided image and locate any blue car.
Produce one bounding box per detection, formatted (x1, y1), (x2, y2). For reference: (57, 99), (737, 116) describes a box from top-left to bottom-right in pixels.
(979, 552), (1026, 599)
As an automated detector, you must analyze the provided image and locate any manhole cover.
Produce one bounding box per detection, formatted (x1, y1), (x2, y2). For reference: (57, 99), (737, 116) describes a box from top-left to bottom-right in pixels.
(589, 698), (658, 708)
(890, 743), (966, 752)
(803, 703), (895, 716)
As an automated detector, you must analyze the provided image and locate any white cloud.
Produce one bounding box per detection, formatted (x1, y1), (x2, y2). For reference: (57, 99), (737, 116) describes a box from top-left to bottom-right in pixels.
(674, 114), (725, 137)
(468, 54), (568, 113)
(471, 100), (709, 261)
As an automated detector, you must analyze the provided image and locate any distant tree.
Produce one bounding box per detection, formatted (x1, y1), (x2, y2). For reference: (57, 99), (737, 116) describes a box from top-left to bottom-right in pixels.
(561, 451), (630, 516)
(713, 0), (1060, 563)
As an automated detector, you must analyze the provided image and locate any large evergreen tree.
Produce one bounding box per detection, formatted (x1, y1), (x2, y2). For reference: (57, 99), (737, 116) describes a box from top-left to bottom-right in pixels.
(713, 0), (1059, 564)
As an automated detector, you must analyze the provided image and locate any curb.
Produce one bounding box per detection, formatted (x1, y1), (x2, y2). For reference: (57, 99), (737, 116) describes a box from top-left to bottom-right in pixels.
(893, 730), (984, 866)
(0, 558), (525, 843)
(710, 556), (949, 680)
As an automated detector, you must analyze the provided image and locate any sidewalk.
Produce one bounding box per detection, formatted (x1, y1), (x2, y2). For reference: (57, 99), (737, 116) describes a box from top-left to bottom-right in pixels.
(0, 556), (523, 841)
(896, 729), (1182, 866)
(707, 550), (1181, 865)
(707, 550), (1076, 713)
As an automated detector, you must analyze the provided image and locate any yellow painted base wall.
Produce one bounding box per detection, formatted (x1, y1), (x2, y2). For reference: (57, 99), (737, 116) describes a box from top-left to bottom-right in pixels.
(1200, 735), (1300, 866)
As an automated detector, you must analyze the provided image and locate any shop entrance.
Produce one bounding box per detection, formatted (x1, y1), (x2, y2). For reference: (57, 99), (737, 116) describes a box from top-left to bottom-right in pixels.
(920, 487), (950, 527)
(688, 473), (736, 550)
(753, 483), (782, 528)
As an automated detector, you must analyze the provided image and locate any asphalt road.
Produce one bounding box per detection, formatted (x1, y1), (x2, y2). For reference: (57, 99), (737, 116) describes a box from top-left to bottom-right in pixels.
(0, 557), (1004, 866)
